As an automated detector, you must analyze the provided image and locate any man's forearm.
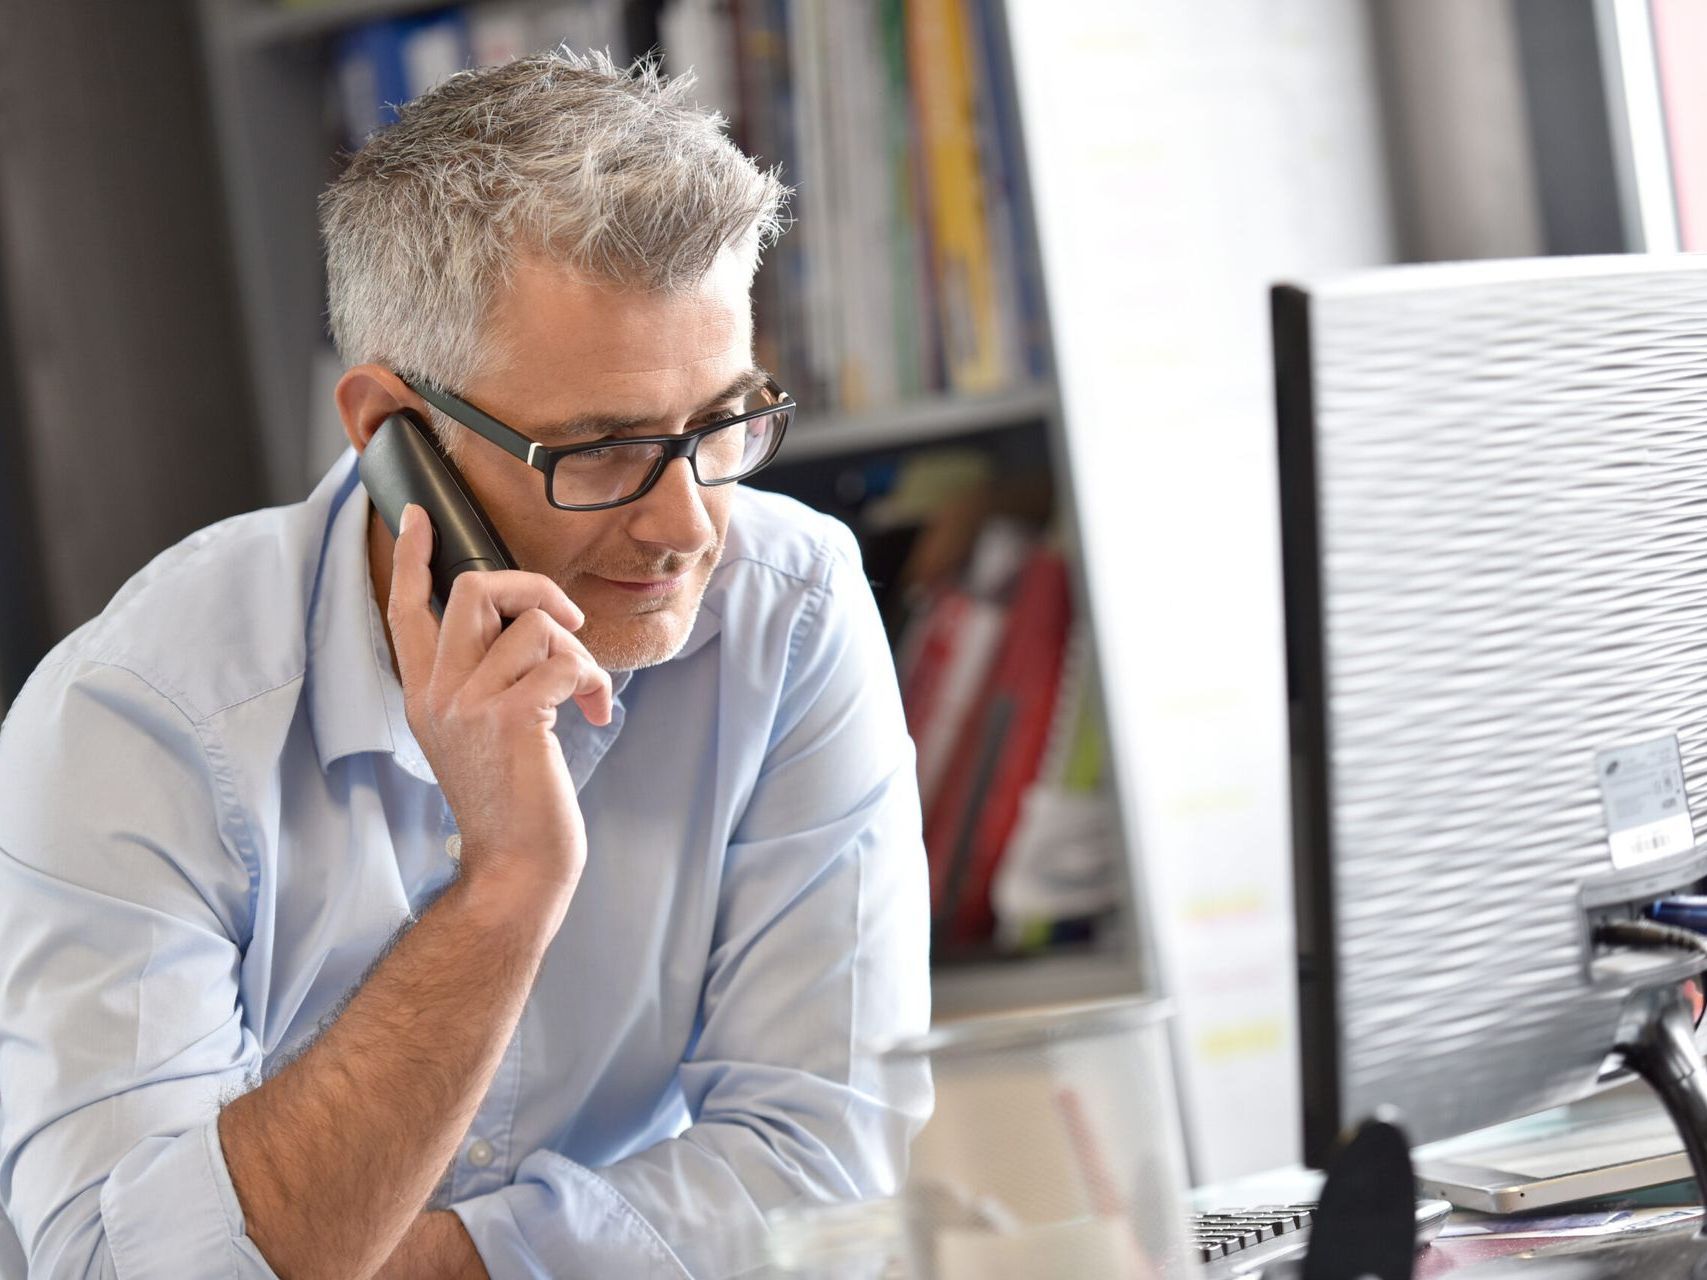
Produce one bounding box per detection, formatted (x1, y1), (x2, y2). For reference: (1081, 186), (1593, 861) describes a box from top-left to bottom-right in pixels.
(219, 876), (553, 1280)
(376, 1211), (487, 1280)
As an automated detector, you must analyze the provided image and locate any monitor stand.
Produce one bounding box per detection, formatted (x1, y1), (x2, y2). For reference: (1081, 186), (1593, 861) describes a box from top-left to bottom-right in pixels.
(1461, 985), (1707, 1279)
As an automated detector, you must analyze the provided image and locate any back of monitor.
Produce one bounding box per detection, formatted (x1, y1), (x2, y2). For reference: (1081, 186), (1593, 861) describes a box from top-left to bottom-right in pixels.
(1276, 255), (1707, 1161)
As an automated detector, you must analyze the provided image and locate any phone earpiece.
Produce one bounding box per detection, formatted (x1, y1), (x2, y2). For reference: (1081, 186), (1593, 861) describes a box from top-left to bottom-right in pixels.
(358, 411), (518, 614)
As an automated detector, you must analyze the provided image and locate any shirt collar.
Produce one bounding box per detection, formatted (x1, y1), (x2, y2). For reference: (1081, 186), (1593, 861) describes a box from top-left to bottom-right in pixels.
(305, 449), (722, 781)
(305, 452), (411, 774)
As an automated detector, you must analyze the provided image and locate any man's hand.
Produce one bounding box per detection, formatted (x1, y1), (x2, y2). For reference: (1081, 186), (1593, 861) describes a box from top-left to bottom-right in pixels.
(377, 1212), (488, 1280)
(390, 502), (612, 927)
(215, 506), (613, 1280)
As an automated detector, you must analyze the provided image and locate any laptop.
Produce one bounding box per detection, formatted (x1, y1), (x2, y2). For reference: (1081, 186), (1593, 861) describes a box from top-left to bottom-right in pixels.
(1413, 1078), (1693, 1213)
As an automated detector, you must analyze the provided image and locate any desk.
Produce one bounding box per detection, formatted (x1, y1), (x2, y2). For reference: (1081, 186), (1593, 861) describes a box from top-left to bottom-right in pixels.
(1194, 1164), (1704, 1275)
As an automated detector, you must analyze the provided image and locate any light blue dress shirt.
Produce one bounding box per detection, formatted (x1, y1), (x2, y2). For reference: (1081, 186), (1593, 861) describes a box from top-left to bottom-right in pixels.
(0, 451), (932, 1279)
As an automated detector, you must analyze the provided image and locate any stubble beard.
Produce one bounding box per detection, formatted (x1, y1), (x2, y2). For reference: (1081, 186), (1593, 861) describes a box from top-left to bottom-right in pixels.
(557, 537), (724, 673)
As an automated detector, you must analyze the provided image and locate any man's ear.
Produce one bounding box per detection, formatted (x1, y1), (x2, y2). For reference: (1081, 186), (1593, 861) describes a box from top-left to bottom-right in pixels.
(336, 365), (430, 453)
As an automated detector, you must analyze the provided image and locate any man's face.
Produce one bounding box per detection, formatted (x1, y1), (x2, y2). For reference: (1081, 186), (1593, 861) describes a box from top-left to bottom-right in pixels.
(444, 251), (754, 671)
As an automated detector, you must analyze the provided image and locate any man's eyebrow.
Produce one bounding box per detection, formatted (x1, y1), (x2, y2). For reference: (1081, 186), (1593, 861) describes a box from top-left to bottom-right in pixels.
(533, 367), (773, 443)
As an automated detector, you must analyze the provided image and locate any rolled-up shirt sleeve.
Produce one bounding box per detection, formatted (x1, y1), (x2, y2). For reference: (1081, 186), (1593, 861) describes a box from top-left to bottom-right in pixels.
(0, 658), (273, 1278)
(452, 527), (934, 1279)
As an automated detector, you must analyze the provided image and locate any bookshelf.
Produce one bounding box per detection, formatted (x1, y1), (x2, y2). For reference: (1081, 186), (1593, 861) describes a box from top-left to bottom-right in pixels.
(192, 0), (1141, 1024)
(931, 948), (1140, 1020)
(780, 384), (1056, 463)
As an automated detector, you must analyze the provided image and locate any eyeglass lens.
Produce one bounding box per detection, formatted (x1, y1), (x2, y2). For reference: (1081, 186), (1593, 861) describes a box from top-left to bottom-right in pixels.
(548, 390), (788, 508)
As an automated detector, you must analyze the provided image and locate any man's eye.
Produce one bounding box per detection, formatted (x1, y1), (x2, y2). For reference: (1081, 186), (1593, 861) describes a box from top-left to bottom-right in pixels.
(563, 445), (622, 468)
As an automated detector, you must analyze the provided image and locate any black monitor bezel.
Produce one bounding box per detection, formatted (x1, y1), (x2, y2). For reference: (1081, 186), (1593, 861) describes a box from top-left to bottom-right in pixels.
(1272, 282), (1344, 1166)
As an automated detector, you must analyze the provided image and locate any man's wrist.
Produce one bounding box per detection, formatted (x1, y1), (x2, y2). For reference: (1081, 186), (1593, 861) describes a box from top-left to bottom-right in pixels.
(377, 1210), (487, 1280)
(441, 865), (570, 954)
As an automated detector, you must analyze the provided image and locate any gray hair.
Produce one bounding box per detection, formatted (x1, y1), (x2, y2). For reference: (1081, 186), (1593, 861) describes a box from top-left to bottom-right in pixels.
(320, 48), (789, 439)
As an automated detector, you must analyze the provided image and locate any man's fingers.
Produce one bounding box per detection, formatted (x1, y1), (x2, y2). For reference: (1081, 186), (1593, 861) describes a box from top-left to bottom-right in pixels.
(387, 504), (441, 689)
(389, 526), (605, 724)
(464, 608), (606, 707)
(437, 570), (586, 682)
(505, 650), (615, 728)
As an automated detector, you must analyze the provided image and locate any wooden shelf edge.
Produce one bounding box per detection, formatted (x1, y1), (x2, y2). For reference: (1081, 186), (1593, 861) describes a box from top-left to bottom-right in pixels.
(779, 384), (1059, 463)
(930, 950), (1142, 1024)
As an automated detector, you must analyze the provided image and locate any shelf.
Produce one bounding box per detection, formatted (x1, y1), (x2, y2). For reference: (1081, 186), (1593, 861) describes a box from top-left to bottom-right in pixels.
(779, 384), (1058, 464)
(930, 949), (1141, 1024)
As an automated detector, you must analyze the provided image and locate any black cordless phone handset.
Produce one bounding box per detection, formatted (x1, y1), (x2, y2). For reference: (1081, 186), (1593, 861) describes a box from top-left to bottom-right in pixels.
(358, 410), (518, 614)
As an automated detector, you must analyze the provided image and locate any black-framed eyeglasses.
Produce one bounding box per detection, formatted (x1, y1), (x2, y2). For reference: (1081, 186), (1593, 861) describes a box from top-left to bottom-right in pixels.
(401, 374), (794, 511)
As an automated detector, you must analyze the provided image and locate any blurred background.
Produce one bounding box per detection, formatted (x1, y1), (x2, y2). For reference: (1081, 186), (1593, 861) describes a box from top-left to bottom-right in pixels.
(0, 0), (1701, 1178)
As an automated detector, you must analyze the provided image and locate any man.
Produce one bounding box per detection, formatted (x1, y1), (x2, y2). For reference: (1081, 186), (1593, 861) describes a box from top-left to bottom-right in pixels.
(0, 51), (930, 1279)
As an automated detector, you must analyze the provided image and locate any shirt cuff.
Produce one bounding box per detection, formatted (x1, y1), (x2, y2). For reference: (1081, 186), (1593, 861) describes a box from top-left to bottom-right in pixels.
(452, 1149), (689, 1280)
(99, 1117), (278, 1278)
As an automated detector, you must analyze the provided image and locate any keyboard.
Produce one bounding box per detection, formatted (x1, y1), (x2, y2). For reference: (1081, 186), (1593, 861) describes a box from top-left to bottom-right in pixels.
(1193, 1198), (1453, 1278)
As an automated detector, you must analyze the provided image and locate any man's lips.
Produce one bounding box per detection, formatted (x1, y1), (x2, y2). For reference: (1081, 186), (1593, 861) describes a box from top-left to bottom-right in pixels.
(593, 572), (689, 598)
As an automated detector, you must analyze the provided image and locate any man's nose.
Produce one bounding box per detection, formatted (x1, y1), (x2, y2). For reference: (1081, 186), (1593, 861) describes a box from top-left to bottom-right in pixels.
(624, 456), (716, 555)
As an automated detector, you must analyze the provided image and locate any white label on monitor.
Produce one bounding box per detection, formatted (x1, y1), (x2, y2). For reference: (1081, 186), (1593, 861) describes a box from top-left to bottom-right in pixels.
(1596, 734), (1696, 869)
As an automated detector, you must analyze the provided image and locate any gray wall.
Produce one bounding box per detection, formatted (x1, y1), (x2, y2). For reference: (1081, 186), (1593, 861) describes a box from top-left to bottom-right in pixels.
(1370, 0), (1546, 262)
(0, 0), (263, 694)
(1369, 0), (1626, 263)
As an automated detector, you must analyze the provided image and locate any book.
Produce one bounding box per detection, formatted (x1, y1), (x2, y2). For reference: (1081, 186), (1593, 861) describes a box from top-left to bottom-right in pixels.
(730, 0), (786, 377)
(334, 6), (628, 157)
(318, 0), (1038, 429)
(925, 684), (1005, 934)
(905, 0), (1008, 395)
(786, 0), (838, 407)
(332, 19), (414, 152)
(964, 0), (1046, 381)
(880, 0), (933, 399)
(903, 589), (1006, 811)
(944, 545), (1071, 943)
(991, 624), (1123, 950)
(736, 0), (813, 395)
(401, 12), (470, 102)
(686, 0), (1033, 413)
(922, 543), (1072, 941)
(332, 11), (473, 153)
(821, 1), (903, 410)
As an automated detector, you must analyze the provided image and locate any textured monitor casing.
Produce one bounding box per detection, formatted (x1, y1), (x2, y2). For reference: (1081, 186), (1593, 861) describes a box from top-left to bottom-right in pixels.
(1276, 255), (1707, 1164)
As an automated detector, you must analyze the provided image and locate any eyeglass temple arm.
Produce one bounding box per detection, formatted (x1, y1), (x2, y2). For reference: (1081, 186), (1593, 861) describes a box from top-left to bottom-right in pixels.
(402, 378), (542, 470)
(405, 374), (794, 470)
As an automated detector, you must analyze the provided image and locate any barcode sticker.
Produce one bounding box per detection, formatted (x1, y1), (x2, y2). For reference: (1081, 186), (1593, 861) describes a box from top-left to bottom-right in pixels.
(1596, 734), (1696, 870)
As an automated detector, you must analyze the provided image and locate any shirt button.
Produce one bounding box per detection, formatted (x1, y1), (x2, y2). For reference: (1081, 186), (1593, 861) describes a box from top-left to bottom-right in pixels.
(466, 1138), (495, 1168)
(446, 834), (462, 861)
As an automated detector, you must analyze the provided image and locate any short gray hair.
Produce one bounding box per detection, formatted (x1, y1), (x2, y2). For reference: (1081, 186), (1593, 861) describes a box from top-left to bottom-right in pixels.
(320, 49), (788, 412)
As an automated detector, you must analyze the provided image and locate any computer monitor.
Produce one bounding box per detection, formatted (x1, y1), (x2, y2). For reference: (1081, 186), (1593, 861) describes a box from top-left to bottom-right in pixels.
(1273, 255), (1707, 1197)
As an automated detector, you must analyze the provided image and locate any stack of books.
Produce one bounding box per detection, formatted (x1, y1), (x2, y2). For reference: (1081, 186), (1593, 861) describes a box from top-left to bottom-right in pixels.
(885, 477), (1118, 955)
(686, 0), (1047, 413)
(327, 5), (630, 154)
(323, 1), (1046, 418)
